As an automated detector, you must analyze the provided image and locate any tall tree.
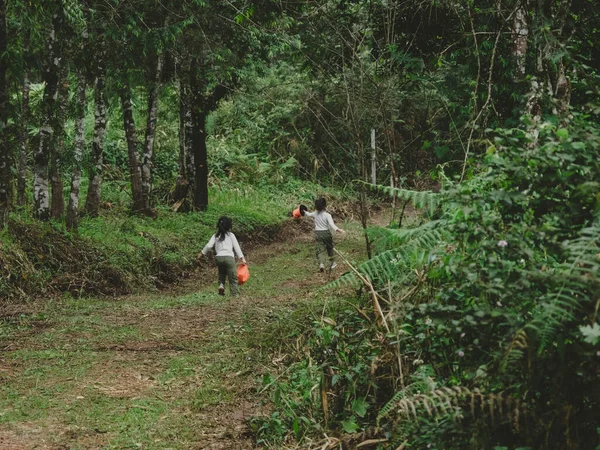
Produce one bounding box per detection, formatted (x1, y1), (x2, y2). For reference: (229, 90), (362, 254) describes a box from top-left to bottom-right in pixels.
(0, 0), (8, 227)
(17, 67), (30, 207)
(34, 5), (63, 221)
(140, 52), (164, 212)
(85, 45), (107, 217)
(189, 62), (228, 211)
(66, 72), (87, 231)
(119, 81), (145, 213)
(50, 70), (69, 219)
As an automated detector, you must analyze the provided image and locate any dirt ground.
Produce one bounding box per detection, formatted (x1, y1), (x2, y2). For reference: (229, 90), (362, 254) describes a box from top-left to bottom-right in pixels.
(0, 213), (377, 449)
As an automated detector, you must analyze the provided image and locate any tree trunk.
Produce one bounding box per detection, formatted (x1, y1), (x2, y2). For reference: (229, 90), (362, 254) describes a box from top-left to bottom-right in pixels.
(178, 77), (188, 180)
(34, 20), (61, 221)
(0, 0), (8, 227)
(85, 70), (107, 217)
(17, 69), (30, 207)
(119, 86), (145, 213)
(189, 63), (229, 212)
(66, 72), (87, 232)
(191, 105), (208, 211)
(511, 1), (529, 78)
(185, 89), (195, 197)
(140, 53), (164, 212)
(50, 71), (69, 219)
(189, 63), (209, 211)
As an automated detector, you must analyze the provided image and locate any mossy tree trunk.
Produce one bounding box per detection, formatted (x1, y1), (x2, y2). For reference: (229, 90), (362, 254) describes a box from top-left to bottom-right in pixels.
(140, 53), (164, 213)
(85, 59), (107, 217)
(50, 70), (69, 220)
(66, 72), (87, 231)
(17, 68), (30, 207)
(0, 0), (8, 228)
(119, 84), (145, 213)
(34, 12), (62, 221)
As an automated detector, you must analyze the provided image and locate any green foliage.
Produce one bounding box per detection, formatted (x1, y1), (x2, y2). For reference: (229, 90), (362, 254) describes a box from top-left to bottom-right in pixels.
(369, 184), (441, 217)
(253, 302), (385, 445)
(259, 113), (600, 449)
(0, 179), (320, 299)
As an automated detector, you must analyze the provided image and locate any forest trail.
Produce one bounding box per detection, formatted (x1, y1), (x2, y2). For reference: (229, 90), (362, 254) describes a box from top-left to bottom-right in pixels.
(0, 213), (377, 449)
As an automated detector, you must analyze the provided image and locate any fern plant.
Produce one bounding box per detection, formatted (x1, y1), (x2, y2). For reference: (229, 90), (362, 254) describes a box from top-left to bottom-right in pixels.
(367, 183), (441, 217)
(526, 224), (600, 351)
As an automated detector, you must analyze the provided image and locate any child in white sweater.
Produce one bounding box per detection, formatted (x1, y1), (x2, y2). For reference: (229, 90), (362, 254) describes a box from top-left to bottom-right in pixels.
(304, 198), (345, 272)
(201, 216), (246, 295)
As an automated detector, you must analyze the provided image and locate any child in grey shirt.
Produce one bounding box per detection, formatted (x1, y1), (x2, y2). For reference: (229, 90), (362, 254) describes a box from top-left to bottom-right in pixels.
(201, 216), (246, 295)
(304, 198), (345, 272)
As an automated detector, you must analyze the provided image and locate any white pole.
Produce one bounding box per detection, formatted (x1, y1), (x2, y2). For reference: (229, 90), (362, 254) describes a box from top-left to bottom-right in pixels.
(371, 128), (376, 184)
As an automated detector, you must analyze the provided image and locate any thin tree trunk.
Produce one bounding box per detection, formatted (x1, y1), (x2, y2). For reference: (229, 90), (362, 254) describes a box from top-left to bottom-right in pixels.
(189, 64), (209, 211)
(50, 71), (69, 219)
(140, 53), (164, 212)
(360, 188), (372, 260)
(178, 77), (188, 180)
(85, 70), (107, 217)
(34, 21), (60, 221)
(512, 1), (529, 78)
(0, 0), (8, 227)
(119, 86), (145, 213)
(185, 86), (195, 197)
(66, 72), (87, 231)
(17, 69), (30, 207)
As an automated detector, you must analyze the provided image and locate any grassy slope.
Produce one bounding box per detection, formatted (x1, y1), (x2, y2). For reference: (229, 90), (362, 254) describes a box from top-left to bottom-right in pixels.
(0, 215), (369, 449)
(0, 180), (344, 299)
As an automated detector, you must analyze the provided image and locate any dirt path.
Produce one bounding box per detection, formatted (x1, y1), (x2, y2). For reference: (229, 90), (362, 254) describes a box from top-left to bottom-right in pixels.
(0, 217), (368, 449)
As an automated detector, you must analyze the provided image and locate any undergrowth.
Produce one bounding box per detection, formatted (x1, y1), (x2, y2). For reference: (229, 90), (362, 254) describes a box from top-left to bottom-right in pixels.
(254, 114), (600, 449)
(0, 179), (348, 300)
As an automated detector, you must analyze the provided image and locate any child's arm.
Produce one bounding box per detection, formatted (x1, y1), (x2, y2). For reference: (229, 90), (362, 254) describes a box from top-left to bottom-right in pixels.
(231, 234), (247, 264)
(201, 235), (216, 256)
(327, 213), (345, 233)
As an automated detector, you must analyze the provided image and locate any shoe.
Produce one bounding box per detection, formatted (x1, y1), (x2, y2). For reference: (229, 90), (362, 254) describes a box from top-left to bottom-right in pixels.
(218, 284), (225, 296)
(330, 262), (337, 270)
(319, 264), (325, 273)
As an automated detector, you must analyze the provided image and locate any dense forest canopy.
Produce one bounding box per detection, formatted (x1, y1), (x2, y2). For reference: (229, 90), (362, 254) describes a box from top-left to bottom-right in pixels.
(0, 0), (599, 448)
(0, 0), (597, 224)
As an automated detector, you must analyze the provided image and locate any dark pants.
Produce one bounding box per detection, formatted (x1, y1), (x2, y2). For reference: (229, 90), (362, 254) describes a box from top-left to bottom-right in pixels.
(315, 230), (334, 266)
(215, 256), (239, 295)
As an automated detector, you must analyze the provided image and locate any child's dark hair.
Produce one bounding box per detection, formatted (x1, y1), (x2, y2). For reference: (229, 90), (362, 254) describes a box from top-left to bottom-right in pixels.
(315, 197), (326, 212)
(216, 216), (232, 241)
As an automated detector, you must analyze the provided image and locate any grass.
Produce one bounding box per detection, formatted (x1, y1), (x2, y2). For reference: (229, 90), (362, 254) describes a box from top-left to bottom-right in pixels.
(1, 178), (352, 300)
(0, 214), (369, 448)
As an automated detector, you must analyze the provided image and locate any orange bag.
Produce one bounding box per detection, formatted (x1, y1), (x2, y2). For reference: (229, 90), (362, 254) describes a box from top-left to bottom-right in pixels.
(237, 264), (250, 285)
(292, 207), (302, 219)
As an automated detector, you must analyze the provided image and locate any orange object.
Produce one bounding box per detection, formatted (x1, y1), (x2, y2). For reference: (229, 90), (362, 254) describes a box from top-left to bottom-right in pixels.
(292, 207), (302, 219)
(238, 264), (250, 285)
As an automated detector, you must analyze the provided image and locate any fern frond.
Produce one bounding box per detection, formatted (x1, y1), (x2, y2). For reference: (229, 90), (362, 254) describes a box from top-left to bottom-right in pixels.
(380, 385), (523, 430)
(501, 329), (529, 371)
(329, 219), (447, 292)
(526, 225), (600, 351)
(327, 248), (416, 290)
(367, 184), (441, 216)
(377, 381), (431, 424)
(367, 220), (447, 250)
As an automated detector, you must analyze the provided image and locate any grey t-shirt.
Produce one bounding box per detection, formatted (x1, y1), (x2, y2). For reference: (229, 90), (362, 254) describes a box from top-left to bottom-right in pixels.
(305, 211), (340, 232)
(202, 232), (244, 258)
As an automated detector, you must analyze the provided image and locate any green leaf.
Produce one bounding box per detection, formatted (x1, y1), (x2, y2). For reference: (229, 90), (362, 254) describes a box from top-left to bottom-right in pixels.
(341, 418), (359, 433)
(351, 398), (368, 418)
(556, 128), (569, 140)
(580, 323), (600, 345)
